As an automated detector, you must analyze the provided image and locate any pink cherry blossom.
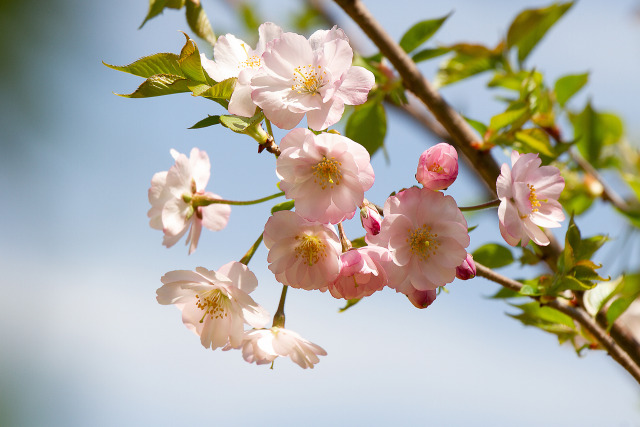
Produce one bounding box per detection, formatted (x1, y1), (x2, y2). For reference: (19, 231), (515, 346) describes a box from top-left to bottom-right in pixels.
(263, 210), (342, 290)
(156, 262), (269, 350)
(455, 253), (476, 280)
(250, 28), (375, 130)
(276, 128), (375, 224)
(416, 142), (459, 190)
(233, 327), (327, 369)
(406, 288), (437, 309)
(328, 246), (391, 300)
(148, 148), (230, 254)
(497, 151), (565, 247)
(367, 187), (470, 296)
(360, 200), (382, 236)
(201, 23), (283, 117)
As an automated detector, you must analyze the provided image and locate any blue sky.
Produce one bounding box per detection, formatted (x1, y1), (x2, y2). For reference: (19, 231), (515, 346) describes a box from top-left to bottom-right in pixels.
(1, 0), (640, 425)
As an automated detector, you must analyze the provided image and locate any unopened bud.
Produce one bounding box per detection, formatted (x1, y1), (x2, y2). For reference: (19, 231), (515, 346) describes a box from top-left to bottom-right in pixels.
(455, 253), (476, 280)
(406, 288), (437, 309)
(359, 200), (382, 236)
(416, 142), (459, 190)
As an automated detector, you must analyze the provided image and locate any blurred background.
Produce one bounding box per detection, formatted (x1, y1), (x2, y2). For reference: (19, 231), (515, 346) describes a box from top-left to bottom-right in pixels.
(1, 0), (640, 425)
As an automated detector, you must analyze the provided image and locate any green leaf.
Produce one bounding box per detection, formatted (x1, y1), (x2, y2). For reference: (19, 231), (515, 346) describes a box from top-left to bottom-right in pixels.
(115, 74), (190, 98)
(412, 47), (451, 63)
(463, 116), (488, 137)
(554, 72), (588, 107)
(178, 32), (208, 83)
(339, 298), (361, 313)
(399, 14), (450, 53)
(514, 128), (554, 157)
(186, 0), (216, 46)
(103, 53), (184, 79)
(508, 301), (577, 344)
(271, 200), (295, 214)
(350, 237), (367, 249)
(434, 50), (497, 87)
(202, 78), (237, 99)
(472, 243), (514, 269)
(569, 102), (623, 166)
(140, 0), (185, 29)
(345, 99), (387, 156)
(488, 287), (523, 299)
(239, 2), (261, 33)
(506, 2), (574, 63)
(583, 277), (623, 316)
(189, 115), (221, 129)
(489, 106), (528, 131)
(558, 275), (595, 291)
(219, 111), (263, 133)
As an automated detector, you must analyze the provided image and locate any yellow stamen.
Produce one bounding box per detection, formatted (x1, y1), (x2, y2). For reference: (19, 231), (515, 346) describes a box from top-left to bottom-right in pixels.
(195, 289), (230, 323)
(294, 234), (327, 266)
(406, 225), (440, 261)
(291, 64), (327, 95)
(312, 156), (342, 190)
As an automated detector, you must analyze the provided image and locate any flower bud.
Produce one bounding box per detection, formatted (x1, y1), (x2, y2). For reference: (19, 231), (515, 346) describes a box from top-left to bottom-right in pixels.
(359, 200), (382, 236)
(416, 142), (459, 190)
(455, 253), (476, 280)
(406, 288), (437, 309)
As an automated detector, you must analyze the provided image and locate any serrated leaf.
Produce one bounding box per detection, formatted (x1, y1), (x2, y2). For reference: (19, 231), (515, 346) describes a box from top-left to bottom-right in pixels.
(339, 298), (361, 312)
(554, 72), (588, 107)
(103, 53), (184, 79)
(472, 243), (514, 268)
(399, 14), (450, 53)
(140, 0), (185, 29)
(116, 74), (190, 98)
(345, 98), (387, 156)
(189, 115), (221, 129)
(558, 275), (595, 291)
(506, 2), (574, 63)
(412, 47), (451, 63)
(186, 0), (216, 46)
(489, 106), (528, 131)
(178, 32), (207, 83)
(271, 200), (295, 214)
(202, 78), (237, 99)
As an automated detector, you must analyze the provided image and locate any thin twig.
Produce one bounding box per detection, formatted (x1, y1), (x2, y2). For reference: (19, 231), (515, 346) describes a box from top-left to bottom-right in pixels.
(475, 262), (640, 384)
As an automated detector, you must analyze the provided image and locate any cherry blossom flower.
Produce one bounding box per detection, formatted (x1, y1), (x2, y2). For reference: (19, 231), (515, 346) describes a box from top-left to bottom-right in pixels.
(455, 253), (476, 280)
(263, 210), (342, 290)
(360, 200), (382, 236)
(328, 246), (391, 300)
(148, 148), (230, 254)
(156, 262), (269, 350)
(250, 28), (375, 130)
(276, 128), (375, 224)
(201, 23), (283, 117)
(406, 288), (437, 309)
(416, 142), (459, 190)
(367, 187), (470, 295)
(233, 327), (327, 369)
(497, 151), (565, 247)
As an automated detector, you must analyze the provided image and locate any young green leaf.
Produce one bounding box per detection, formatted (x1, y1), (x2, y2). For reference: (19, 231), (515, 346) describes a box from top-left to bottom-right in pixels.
(411, 47), (451, 64)
(508, 301), (577, 344)
(554, 72), (588, 107)
(569, 102), (624, 165)
(489, 106), (528, 131)
(178, 32), (208, 83)
(140, 0), (186, 29)
(515, 129), (554, 157)
(345, 98), (387, 156)
(605, 274), (640, 327)
(115, 74), (190, 98)
(472, 243), (514, 269)
(399, 14), (450, 53)
(506, 2), (574, 63)
(189, 115), (221, 129)
(271, 200), (295, 214)
(103, 53), (184, 79)
(186, 0), (216, 46)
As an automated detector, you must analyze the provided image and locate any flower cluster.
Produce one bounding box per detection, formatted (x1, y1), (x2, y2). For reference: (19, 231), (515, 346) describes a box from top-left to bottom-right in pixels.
(145, 22), (566, 370)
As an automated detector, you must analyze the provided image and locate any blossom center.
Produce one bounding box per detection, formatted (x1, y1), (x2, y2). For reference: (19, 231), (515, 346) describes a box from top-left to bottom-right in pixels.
(239, 55), (261, 69)
(407, 224), (440, 261)
(294, 234), (327, 266)
(528, 184), (542, 212)
(195, 289), (230, 323)
(428, 162), (445, 174)
(292, 64), (327, 96)
(312, 156), (342, 189)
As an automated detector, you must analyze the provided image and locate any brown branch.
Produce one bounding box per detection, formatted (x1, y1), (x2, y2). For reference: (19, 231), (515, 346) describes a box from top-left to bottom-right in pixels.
(475, 262), (640, 385)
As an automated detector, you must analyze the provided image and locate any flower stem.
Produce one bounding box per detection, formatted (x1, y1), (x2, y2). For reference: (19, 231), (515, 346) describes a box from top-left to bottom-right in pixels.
(272, 285), (288, 328)
(265, 118), (274, 139)
(239, 233), (263, 266)
(337, 222), (352, 252)
(192, 191), (284, 207)
(458, 199), (501, 212)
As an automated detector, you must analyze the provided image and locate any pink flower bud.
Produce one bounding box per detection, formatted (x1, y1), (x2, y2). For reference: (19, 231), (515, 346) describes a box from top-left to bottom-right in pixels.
(406, 288), (437, 309)
(455, 254), (476, 280)
(360, 200), (382, 236)
(416, 142), (459, 190)
(329, 247), (390, 300)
